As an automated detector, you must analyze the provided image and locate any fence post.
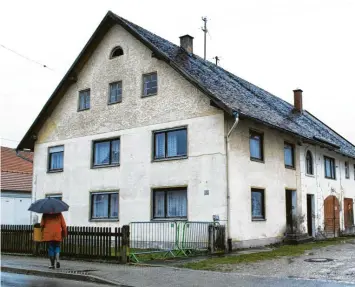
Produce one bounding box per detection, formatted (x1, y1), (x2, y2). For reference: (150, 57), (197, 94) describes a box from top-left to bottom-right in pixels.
(121, 225), (130, 263)
(208, 224), (214, 254)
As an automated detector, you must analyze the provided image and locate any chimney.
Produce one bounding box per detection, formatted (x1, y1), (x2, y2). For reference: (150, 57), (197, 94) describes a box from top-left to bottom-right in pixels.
(179, 35), (194, 54)
(293, 89), (303, 112)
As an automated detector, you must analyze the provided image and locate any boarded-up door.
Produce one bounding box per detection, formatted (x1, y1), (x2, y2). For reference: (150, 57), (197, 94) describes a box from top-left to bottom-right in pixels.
(324, 195), (340, 237)
(344, 198), (354, 229)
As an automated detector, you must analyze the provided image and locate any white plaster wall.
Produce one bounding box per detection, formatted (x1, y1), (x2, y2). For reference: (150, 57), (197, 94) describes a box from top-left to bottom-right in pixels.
(299, 144), (355, 235)
(32, 23), (227, 227)
(227, 118), (301, 245)
(33, 114), (227, 226)
(37, 24), (218, 144)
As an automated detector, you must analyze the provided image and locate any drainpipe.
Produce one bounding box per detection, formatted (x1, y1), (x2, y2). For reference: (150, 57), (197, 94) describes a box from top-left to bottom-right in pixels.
(225, 111), (239, 252)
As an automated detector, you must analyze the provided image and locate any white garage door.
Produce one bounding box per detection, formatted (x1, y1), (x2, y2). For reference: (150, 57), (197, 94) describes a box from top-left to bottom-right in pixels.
(1, 196), (31, 225)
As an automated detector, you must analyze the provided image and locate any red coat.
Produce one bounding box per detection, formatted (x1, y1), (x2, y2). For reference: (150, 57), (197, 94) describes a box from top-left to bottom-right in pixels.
(40, 213), (67, 242)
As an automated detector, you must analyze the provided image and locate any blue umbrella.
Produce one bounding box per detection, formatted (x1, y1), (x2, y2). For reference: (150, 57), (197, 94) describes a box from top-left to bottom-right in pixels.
(28, 198), (69, 214)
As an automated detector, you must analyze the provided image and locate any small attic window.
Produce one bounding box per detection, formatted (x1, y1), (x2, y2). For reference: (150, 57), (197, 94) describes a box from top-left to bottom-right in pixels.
(110, 46), (124, 59)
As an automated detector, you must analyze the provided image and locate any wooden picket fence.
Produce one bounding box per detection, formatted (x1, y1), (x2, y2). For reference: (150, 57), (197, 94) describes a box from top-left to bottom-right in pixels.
(1, 225), (33, 253)
(1, 225), (129, 263)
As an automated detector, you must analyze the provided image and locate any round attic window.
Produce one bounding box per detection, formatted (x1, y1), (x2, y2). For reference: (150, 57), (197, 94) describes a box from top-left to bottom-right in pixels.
(110, 46), (124, 59)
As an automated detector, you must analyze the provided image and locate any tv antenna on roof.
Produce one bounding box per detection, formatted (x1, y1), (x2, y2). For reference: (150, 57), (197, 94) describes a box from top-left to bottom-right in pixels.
(213, 56), (221, 66)
(201, 17), (208, 60)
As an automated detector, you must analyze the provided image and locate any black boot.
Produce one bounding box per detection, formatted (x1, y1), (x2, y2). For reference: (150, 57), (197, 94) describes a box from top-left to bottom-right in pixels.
(49, 256), (55, 269)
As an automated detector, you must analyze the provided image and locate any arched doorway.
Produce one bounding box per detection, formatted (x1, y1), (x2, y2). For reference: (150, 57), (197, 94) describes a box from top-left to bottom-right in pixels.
(324, 195), (340, 237)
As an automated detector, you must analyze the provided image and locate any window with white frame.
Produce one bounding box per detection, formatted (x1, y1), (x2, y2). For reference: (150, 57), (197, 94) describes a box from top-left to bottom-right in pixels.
(48, 146), (64, 172)
(153, 128), (187, 160)
(91, 192), (119, 219)
(153, 188), (187, 219)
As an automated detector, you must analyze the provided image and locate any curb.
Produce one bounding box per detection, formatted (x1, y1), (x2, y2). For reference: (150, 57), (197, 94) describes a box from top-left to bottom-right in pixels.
(1, 266), (131, 286)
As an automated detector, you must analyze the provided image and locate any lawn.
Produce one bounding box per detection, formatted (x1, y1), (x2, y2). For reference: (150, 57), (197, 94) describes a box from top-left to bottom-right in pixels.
(182, 237), (352, 271)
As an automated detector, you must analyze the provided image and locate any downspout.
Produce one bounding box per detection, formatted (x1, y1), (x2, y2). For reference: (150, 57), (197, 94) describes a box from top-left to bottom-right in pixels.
(225, 111), (239, 251)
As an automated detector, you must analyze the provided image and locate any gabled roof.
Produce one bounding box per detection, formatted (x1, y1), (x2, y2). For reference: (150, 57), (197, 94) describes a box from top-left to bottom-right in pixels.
(17, 11), (355, 159)
(1, 146), (33, 192)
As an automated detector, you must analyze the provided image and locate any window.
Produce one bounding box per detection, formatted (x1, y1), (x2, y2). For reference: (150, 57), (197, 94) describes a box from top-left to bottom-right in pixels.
(345, 161), (350, 179)
(153, 128), (187, 160)
(108, 82), (122, 104)
(91, 192), (119, 220)
(324, 156), (336, 179)
(46, 194), (62, 201)
(143, 72), (157, 97)
(93, 138), (120, 167)
(78, 89), (90, 111)
(249, 130), (264, 161)
(153, 188), (187, 219)
(354, 164), (355, 180)
(251, 188), (265, 220)
(48, 146), (64, 172)
(110, 46), (123, 59)
(306, 150), (314, 175)
(284, 142), (295, 168)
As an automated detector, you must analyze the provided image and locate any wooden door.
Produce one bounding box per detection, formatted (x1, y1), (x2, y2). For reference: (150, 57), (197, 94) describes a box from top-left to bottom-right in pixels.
(324, 195), (340, 237)
(344, 198), (354, 229)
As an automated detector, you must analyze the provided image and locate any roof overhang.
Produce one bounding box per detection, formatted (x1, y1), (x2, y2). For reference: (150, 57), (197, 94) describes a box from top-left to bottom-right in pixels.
(17, 11), (232, 151)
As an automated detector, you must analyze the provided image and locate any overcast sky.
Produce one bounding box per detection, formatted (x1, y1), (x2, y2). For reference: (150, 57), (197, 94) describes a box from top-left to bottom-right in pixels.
(0, 0), (354, 148)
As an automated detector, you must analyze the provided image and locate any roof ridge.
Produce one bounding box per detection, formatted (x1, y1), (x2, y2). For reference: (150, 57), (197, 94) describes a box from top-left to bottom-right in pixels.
(304, 110), (355, 148)
(16, 10), (355, 159)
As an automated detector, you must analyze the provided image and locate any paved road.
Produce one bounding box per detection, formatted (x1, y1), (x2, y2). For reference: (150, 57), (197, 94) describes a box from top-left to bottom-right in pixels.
(2, 271), (354, 287)
(1, 272), (113, 287)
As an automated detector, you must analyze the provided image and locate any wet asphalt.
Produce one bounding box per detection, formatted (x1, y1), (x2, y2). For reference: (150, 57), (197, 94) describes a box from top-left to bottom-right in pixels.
(1, 272), (112, 287)
(1, 271), (355, 287)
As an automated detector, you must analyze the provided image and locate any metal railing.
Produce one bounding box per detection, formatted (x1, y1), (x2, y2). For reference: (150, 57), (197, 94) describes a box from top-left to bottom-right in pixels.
(129, 221), (224, 262)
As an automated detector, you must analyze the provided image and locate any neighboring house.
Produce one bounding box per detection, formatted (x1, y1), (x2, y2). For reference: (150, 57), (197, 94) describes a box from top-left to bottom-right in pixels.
(1, 146), (33, 225)
(17, 11), (355, 248)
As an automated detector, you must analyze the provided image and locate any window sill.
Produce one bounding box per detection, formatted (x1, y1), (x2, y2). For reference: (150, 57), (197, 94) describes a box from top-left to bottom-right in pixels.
(285, 165), (296, 170)
(250, 158), (264, 163)
(306, 173), (315, 178)
(89, 218), (119, 222)
(151, 218), (187, 221)
(108, 101), (122, 105)
(92, 164), (120, 169)
(47, 169), (63, 174)
(77, 108), (90, 112)
(252, 218), (266, 222)
(325, 177), (337, 181)
(152, 156), (188, 163)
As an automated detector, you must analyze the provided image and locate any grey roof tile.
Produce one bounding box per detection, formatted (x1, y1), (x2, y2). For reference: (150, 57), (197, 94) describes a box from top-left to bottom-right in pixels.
(117, 14), (355, 158)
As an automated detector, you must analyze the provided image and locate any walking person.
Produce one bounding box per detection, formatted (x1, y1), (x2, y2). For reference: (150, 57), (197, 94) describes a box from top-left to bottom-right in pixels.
(41, 213), (67, 269)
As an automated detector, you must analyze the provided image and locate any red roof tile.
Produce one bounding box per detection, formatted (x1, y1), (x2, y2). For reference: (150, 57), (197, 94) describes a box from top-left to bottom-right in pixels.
(1, 171), (32, 192)
(1, 146), (33, 173)
(1, 146), (33, 192)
